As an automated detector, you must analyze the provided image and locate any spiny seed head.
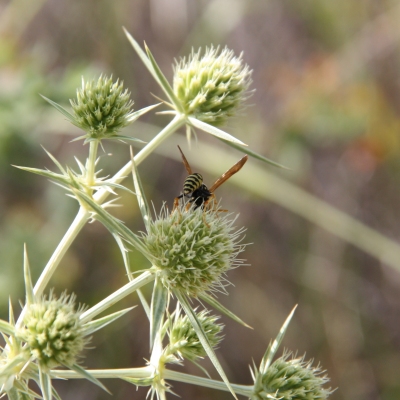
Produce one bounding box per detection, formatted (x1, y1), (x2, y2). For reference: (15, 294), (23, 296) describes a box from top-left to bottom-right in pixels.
(70, 75), (134, 139)
(16, 291), (87, 370)
(143, 203), (247, 297)
(173, 46), (252, 126)
(252, 352), (333, 400)
(167, 310), (223, 362)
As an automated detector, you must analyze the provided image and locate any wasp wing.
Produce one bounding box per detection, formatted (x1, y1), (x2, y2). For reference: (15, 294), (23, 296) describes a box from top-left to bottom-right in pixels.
(177, 145), (193, 175)
(209, 155), (248, 193)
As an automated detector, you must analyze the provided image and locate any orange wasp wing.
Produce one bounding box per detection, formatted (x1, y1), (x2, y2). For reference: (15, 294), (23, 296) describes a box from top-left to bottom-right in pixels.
(208, 154), (248, 193)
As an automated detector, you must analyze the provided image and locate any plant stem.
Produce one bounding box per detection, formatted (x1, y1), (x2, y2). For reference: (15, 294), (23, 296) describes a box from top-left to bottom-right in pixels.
(51, 366), (154, 380)
(93, 113), (185, 203)
(38, 114), (184, 288)
(51, 367), (254, 398)
(16, 114), (185, 327)
(33, 208), (89, 297)
(164, 370), (253, 398)
(80, 270), (154, 323)
(86, 140), (99, 189)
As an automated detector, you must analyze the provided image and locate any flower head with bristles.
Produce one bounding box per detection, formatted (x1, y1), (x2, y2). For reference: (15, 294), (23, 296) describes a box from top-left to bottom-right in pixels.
(70, 75), (134, 139)
(16, 291), (87, 370)
(173, 46), (252, 126)
(251, 351), (333, 400)
(165, 309), (223, 363)
(143, 203), (247, 298)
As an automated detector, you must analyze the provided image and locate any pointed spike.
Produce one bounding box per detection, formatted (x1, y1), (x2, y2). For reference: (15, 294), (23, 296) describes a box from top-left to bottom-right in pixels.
(40, 94), (76, 124)
(126, 103), (161, 123)
(70, 363), (111, 394)
(41, 146), (67, 174)
(23, 244), (35, 305)
(199, 293), (252, 329)
(82, 306), (136, 336)
(176, 292), (238, 400)
(8, 297), (15, 325)
(130, 146), (152, 232)
(143, 41), (183, 112)
(188, 117), (247, 146)
(260, 305), (298, 373)
(150, 277), (168, 349)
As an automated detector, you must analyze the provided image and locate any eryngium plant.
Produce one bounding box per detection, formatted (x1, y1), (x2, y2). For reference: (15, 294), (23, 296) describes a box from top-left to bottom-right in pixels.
(143, 203), (247, 297)
(0, 31), (335, 400)
(173, 46), (252, 126)
(16, 291), (87, 370)
(70, 75), (134, 139)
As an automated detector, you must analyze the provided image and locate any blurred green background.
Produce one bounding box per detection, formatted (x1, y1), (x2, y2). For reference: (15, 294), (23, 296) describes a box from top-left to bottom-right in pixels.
(1, 0), (400, 399)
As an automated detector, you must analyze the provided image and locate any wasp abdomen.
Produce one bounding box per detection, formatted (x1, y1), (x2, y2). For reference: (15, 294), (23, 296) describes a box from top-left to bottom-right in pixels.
(183, 173), (203, 194)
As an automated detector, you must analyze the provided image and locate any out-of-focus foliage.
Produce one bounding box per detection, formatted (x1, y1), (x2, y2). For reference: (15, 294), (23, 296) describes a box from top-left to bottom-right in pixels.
(1, 1), (400, 399)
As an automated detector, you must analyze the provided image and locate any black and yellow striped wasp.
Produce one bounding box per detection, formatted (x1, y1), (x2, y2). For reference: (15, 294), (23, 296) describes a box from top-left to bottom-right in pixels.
(173, 146), (248, 211)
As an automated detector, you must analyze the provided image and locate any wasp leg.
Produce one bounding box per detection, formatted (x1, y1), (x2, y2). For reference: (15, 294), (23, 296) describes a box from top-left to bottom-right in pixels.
(173, 196), (182, 212)
(202, 195), (228, 226)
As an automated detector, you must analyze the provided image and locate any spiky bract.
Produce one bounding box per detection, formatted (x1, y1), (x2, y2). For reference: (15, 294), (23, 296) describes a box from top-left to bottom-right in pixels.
(251, 352), (332, 400)
(173, 46), (252, 125)
(143, 204), (246, 297)
(70, 75), (134, 139)
(16, 291), (87, 370)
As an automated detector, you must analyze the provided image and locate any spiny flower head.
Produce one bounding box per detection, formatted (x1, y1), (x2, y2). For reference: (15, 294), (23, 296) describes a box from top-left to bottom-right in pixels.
(70, 75), (134, 139)
(251, 352), (332, 400)
(143, 203), (247, 297)
(16, 291), (87, 370)
(166, 309), (223, 362)
(173, 46), (252, 126)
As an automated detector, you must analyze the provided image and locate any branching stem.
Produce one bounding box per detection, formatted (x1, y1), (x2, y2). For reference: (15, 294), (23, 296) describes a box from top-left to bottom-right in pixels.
(16, 114), (185, 327)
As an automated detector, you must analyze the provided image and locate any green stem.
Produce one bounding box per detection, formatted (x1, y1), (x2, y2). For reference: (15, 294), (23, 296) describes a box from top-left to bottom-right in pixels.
(32, 208), (89, 297)
(51, 366), (153, 380)
(86, 140), (99, 189)
(164, 370), (253, 398)
(80, 270), (154, 323)
(93, 113), (185, 204)
(16, 114), (185, 327)
(51, 367), (254, 398)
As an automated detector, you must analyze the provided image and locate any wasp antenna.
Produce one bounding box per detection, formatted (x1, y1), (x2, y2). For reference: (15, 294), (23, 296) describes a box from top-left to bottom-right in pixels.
(177, 145), (193, 175)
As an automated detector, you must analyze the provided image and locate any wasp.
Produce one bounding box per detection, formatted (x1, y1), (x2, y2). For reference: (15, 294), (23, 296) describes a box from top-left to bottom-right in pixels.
(173, 146), (248, 211)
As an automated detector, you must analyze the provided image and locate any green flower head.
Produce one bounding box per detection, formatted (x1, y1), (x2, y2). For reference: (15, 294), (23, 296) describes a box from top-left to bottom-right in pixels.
(252, 352), (333, 400)
(173, 46), (252, 126)
(143, 203), (247, 297)
(16, 291), (87, 370)
(70, 75), (134, 139)
(167, 309), (223, 363)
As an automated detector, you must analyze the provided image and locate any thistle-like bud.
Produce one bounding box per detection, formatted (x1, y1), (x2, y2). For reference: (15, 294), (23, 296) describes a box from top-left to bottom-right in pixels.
(173, 46), (252, 126)
(16, 291), (86, 370)
(167, 310), (223, 362)
(143, 204), (246, 297)
(70, 75), (134, 139)
(252, 352), (332, 400)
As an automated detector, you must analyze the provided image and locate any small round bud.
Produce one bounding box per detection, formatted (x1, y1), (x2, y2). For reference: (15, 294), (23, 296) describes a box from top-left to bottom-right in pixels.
(70, 75), (134, 139)
(168, 310), (223, 362)
(17, 291), (86, 370)
(143, 204), (246, 297)
(252, 352), (332, 400)
(173, 46), (252, 126)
